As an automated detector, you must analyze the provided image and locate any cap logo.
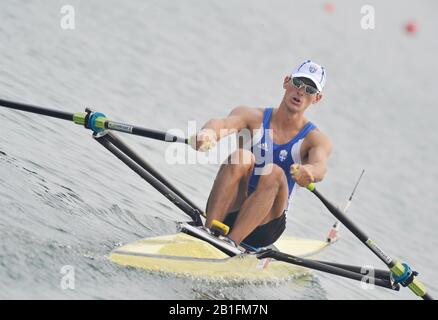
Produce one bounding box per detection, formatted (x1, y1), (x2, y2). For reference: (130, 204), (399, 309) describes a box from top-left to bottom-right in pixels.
(309, 65), (317, 73)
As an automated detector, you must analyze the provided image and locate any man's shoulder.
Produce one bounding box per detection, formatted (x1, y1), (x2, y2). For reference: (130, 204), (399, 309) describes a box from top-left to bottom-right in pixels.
(231, 105), (264, 116)
(230, 106), (264, 126)
(304, 127), (332, 148)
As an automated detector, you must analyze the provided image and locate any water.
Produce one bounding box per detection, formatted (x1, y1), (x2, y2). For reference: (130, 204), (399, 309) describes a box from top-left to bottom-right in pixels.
(1, 0), (437, 299)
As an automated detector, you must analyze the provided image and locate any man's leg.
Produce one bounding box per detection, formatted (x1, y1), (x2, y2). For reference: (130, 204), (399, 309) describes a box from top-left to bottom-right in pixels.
(228, 164), (288, 245)
(205, 148), (255, 228)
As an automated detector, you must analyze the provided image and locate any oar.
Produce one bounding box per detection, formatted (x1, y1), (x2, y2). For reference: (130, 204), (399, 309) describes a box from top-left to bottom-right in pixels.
(307, 183), (433, 300)
(308, 259), (394, 281)
(104, 132), (206, 220)
(94, 133), (204, 226)
(258, 250), (399, 291)
(0, 98), (187, 143)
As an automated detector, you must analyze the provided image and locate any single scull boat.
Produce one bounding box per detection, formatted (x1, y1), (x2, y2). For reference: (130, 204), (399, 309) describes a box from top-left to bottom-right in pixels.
(0, 98), (432, 299)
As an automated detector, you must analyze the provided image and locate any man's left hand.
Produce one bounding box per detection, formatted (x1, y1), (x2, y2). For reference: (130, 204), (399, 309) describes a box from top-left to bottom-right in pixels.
(290, 164), (314, 187)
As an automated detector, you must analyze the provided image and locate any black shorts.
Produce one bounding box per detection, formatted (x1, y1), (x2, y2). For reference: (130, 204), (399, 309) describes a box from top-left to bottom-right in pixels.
(223, 210), (286, 248)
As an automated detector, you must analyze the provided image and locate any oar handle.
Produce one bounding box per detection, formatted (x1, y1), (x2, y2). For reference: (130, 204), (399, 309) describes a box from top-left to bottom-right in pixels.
(307, 182), (316, 191)
(290, 164), (316, 190)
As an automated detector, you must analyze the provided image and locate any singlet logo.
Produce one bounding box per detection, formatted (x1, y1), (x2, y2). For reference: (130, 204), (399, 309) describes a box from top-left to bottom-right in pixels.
(258, 142), (269, 151)
(279, 150), (288, 162)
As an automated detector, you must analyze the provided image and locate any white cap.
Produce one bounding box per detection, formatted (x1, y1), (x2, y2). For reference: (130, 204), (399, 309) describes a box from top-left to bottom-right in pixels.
(291, 60), (327, 92)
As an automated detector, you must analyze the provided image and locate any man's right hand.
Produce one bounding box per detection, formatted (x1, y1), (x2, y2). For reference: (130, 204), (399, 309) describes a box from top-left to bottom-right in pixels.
(189, 129), (217, 152)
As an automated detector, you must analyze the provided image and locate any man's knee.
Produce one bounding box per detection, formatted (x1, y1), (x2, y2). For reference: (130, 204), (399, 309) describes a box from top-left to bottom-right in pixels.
(258, 164), (287, 189)
(226, 148), (255, 174)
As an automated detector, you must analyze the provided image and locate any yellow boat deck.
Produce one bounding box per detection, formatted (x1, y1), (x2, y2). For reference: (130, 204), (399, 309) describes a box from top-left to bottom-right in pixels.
(110, 230), (329, 282)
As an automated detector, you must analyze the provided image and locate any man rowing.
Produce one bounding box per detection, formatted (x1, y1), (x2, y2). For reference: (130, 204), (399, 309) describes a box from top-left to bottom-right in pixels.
(191, 60), (332, 249)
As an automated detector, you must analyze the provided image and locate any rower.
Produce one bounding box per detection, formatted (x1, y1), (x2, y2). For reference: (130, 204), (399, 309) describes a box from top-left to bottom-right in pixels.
(191, 60), (332, 249)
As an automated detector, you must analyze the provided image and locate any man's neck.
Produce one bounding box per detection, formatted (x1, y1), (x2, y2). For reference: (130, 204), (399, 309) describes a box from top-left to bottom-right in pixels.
(273, 104), (307, 131)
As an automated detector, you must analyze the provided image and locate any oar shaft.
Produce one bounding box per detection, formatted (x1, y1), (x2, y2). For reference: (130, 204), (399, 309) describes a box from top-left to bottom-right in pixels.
(260, 251), (398, 291)
(105, 132), (205, 218)
(0, 98), (187, 144)
(313, 188), (371, 247)
(94, 133), (203, 226)
(0, 98), (73, 121)
(104, 121), (188, 144)
(423, 293), (433, 300)
(308, 184), (432, 300)
(313, 260), (393, 281)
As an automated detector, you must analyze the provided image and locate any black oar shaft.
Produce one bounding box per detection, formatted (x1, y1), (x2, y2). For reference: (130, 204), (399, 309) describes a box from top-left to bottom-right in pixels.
(131, 126), (186, 143)
(313, 189), (370, 244)
(94, 133), (203, 226)
(0, 98), (73, 121)
(312, 260), (392, 281)
(260, 251), (398, 291)
(104, 121), (188, 144)
(309, 186), (432, 300)
(0, 98), (187, 144)
(423, 293), (433, 300)
(105, 132), (205, 218)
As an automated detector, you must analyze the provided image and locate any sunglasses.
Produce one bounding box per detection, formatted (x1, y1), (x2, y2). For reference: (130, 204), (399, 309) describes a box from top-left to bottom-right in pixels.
(289, 77), (319, 95)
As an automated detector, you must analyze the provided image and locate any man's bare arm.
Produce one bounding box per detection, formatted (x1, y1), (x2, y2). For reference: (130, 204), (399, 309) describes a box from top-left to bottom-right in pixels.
(192, 106), (261, 151)
(292, 131), (332, 186)
(201, 106), (256, 139)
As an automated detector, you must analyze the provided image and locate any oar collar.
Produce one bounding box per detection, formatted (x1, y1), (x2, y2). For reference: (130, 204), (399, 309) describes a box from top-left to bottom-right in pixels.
(84, 108), (106, 134)
(391, 263), (418, 287)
